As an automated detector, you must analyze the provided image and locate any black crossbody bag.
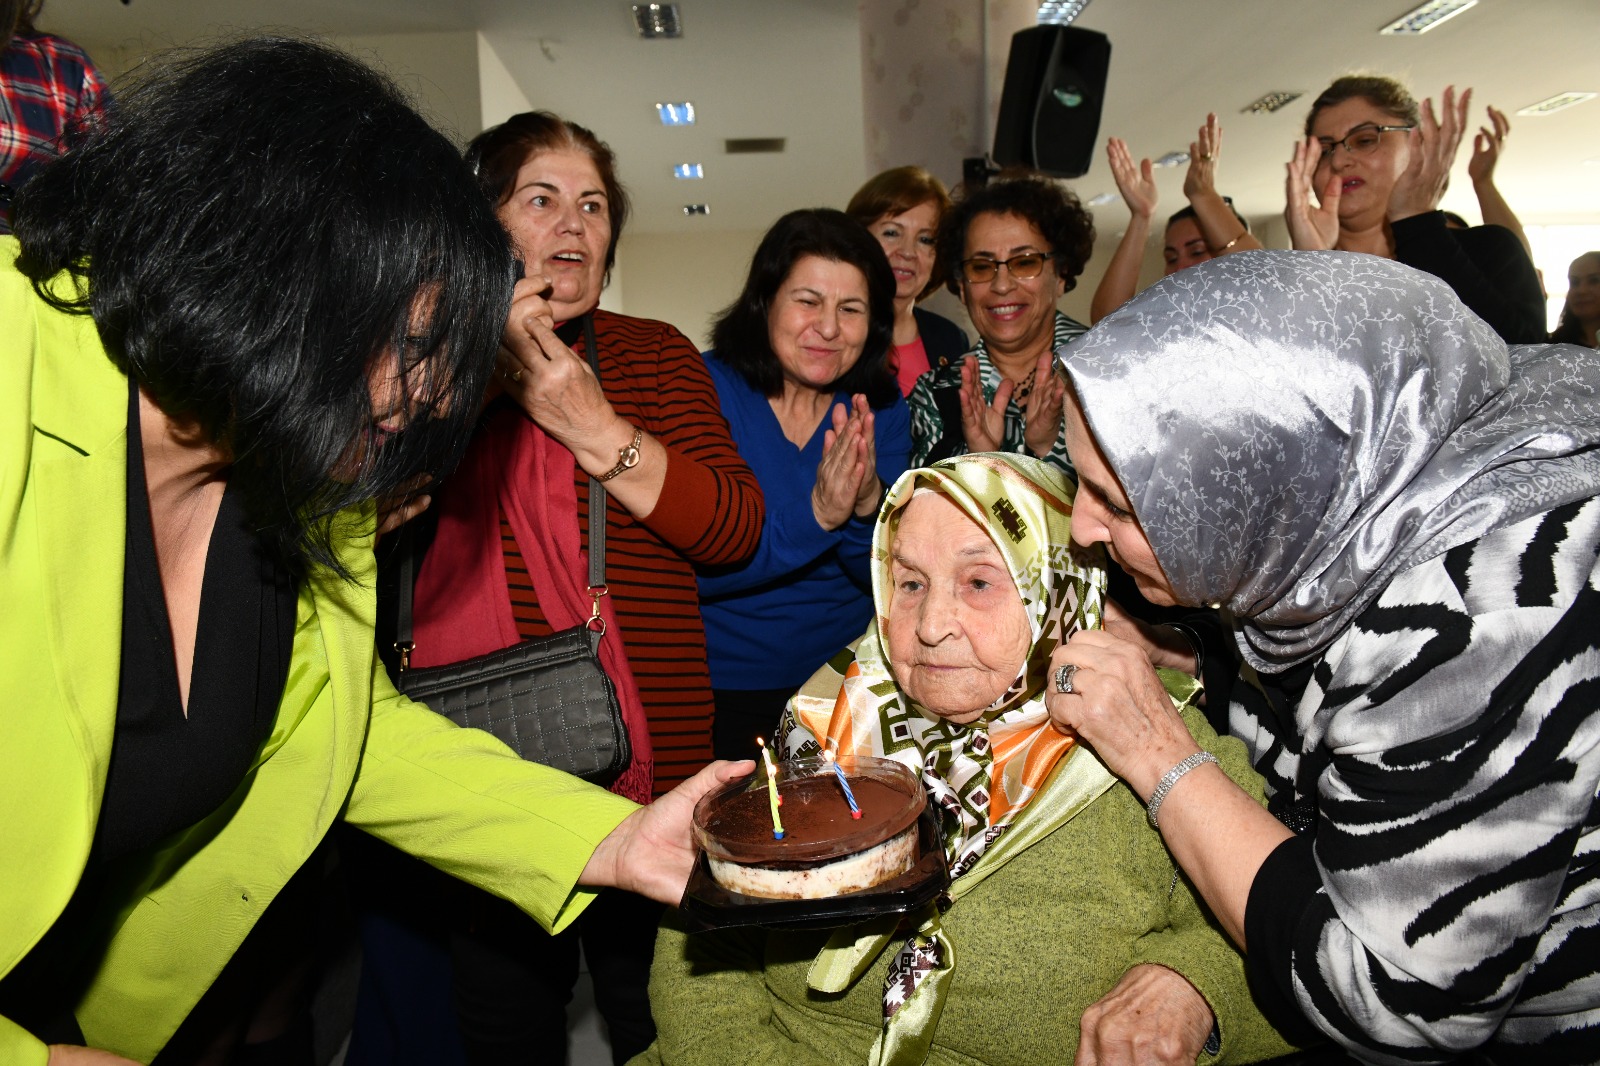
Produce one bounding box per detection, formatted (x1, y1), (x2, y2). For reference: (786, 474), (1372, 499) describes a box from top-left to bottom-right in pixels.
(391, 315), (630, 784)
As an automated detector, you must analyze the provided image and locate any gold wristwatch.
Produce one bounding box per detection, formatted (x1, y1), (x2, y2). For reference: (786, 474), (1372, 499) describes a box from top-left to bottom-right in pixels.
(595, 425), (643, 482)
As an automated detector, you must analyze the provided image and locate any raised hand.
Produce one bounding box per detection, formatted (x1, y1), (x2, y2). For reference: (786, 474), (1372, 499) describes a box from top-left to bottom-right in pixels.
(497, 275), (618, 454)
(1182, 112), (1222, 202)
(811, 401), (870, 530)
(1389, 85), (1471, 222)
(1106, 137), (1158, 221)
(843, 394), (883, 517)
(957, 355), (1008, 453)
(1284, 136), (1340, 250)
(1468, 103), (1510, 186)
(1019, 350), (1064, 459)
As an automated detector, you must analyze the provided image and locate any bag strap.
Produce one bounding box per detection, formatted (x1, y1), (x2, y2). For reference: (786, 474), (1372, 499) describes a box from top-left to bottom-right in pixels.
(395, 312), (607, 671)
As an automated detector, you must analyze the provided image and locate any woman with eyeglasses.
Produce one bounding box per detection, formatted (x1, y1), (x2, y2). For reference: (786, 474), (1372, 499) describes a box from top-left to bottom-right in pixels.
(907, 170), (1095, 472)
(1285, 75), (1545, 342)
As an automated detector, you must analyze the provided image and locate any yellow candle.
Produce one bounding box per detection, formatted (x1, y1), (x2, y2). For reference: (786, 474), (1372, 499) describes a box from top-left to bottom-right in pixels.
(756, 738), (784, 839)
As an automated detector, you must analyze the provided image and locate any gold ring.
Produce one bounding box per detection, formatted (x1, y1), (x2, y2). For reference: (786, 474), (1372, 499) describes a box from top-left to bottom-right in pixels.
(504, 366), (523, 382)
(1199, 153), (1214, 161)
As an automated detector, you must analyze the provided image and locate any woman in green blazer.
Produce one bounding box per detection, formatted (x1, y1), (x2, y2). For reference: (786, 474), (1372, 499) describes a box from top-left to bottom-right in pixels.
(0, 39), (742, 1066)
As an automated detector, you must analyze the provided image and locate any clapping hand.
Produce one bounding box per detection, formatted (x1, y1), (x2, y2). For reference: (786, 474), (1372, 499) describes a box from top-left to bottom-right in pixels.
(1468, 103), (1510, 186)
(1018, 350), (1064, 459)
(1106, 137), (1158, 221)
(1284, 136), (1341, 250)
(1389, 85), (1471, 222)
(811, 395), (878, 530)
(1182, 112), (1222, 202)
(957, 356), (1008, 453)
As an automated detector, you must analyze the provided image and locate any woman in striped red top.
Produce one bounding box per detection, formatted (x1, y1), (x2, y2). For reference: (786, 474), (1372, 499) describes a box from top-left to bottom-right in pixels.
(403, 111), (763, 1066)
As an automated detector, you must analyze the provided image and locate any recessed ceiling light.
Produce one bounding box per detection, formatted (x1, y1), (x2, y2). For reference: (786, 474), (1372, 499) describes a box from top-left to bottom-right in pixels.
(1516, 92), (1596, 116)
(1036, 0), (1091, 25)
(1085, 192), (1118, 207)
(1241, 91), (1303, 115)
(632, 4), (682, 39)
(673, 163), (704, 180)
(683, 203), (710, 217)
(655, 102), (695, 127)
(1378, 0), (1477, 35)
(1151, 151), (1189, 169)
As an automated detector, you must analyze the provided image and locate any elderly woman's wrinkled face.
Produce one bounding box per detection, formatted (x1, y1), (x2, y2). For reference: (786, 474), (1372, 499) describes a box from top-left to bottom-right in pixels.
(886, 492), (1031, 723)
(497, 147), (612, 322)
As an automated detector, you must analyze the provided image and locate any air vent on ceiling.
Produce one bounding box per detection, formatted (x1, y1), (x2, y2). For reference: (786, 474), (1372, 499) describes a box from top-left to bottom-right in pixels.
(632, 4), (682, 39)
(1516, 92), (1596, 117)
(1241, 91), (1303, 115)
(724, 138), (787, 154)
(1378, 0), (1476, 35)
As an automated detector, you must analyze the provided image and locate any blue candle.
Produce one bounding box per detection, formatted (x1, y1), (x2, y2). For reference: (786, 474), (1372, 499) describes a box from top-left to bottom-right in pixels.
(823, 750), (862, 819)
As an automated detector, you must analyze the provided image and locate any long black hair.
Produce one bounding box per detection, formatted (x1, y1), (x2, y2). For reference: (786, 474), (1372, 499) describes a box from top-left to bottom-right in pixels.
(12, 36), (513, 576)
(710, 207), (898, 408)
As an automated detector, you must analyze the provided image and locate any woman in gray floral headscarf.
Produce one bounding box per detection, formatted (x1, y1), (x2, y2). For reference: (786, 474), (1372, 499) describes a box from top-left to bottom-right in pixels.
(1045, 250), (1600, 1066)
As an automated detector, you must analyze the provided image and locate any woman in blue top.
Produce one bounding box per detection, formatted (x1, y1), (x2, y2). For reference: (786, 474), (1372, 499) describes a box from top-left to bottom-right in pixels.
(700, 208), (911, 760)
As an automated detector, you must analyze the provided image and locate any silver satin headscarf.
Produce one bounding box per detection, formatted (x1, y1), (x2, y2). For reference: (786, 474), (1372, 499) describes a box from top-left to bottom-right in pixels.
(1059, 250), (1600, 671)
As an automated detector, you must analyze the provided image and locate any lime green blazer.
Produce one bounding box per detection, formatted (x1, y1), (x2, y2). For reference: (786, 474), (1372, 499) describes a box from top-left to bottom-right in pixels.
(0, 241), (638, 1065)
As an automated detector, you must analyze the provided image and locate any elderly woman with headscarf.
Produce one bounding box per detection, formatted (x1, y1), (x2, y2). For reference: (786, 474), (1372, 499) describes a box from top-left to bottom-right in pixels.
(1046, 250), (1600, 1065)
(638, 454), (1295, 1066)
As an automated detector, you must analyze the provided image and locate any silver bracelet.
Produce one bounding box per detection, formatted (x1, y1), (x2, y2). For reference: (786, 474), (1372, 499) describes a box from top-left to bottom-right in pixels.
(1146, 751), (1218, 830)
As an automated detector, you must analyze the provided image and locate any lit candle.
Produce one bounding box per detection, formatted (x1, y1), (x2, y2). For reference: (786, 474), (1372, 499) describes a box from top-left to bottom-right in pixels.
(756, 737), (784, 839)
(822, 750), (862, 820)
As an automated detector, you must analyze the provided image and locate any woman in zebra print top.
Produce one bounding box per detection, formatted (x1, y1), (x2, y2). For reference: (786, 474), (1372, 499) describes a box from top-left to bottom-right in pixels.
(1046, 251), (1600, 1064)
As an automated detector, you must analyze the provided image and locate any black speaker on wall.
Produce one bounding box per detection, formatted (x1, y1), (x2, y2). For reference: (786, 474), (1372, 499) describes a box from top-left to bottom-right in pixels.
(992, 25), (1111, 179)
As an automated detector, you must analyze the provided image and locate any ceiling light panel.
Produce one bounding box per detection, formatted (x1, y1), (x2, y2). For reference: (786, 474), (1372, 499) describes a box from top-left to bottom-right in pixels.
(632, 4), (682, 39)
(1241, 91), (1303, 115)
(673, 163), (704, 179)
(1378, 0), (1477, 35)
(655, 102), (695, 126)
(683, 204), (710, 217)
(1085, 192), (1118, 207)
(1037, 0), (1091, 25)
(1151, 151), (1190, 169)
(1516, 92), (1596, 116)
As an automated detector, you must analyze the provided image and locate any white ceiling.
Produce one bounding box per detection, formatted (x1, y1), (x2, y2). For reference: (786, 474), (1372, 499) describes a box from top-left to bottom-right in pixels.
(38, 0), (1600, 239)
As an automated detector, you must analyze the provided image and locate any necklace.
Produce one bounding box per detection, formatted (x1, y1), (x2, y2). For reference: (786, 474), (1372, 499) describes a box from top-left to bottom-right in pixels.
(1013, 366), (1037, 402)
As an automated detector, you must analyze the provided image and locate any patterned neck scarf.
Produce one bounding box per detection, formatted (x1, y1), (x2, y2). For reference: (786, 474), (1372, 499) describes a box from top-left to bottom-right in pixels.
(1061, 251), (1600, 671)
(779, 451), (1105, 874)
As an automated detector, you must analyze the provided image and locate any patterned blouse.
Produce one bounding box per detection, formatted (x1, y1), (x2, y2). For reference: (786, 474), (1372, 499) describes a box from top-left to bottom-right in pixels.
(906, 310), (1088, 474)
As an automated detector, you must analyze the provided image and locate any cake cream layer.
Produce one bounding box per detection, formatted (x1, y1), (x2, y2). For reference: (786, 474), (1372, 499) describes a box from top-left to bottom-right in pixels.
(707, 824), (918, 900)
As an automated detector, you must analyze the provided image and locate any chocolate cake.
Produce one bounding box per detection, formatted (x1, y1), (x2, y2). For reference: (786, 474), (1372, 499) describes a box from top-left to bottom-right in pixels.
(693, 756), (924, 900)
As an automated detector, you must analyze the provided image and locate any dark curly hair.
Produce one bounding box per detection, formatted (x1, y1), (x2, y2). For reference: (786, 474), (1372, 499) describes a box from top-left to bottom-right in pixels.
(710, 208), (899, 408)
(12, 37), (513, 576)
(937, 169), (1095, 296)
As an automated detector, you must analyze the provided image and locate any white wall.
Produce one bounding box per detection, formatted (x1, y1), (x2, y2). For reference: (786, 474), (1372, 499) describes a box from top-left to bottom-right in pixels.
(332, 31), (480, 147)
(610, 229), (766, 351)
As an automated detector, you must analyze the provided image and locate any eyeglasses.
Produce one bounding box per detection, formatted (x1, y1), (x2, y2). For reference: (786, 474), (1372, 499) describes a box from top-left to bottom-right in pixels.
(958, 251), (1056, 284)
(1317, 124), (1414, 163)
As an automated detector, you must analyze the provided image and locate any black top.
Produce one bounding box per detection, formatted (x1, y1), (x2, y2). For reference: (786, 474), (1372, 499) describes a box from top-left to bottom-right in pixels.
(95, 380), (297, 863)
(0, 382), (296, 1042)
(912, 306), (970, 365)
(1392, 211), (1546, 344)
